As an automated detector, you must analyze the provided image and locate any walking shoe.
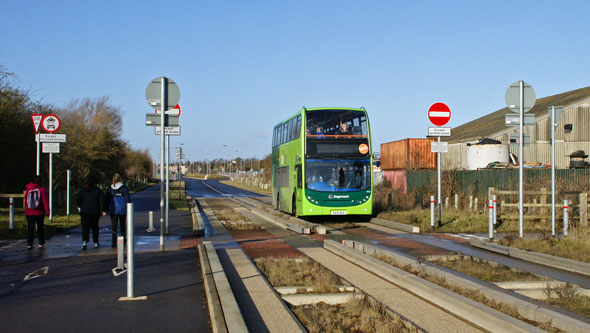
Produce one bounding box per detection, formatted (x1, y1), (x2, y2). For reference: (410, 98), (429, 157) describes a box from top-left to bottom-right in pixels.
(82, 241), (87, 250)
(94, 243), (100, 248)
(38, 244), (44, 248)
(27, 245), (33, 250)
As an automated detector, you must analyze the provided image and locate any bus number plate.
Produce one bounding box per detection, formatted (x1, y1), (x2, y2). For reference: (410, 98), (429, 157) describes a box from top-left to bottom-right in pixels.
(331, 211), (347, 215)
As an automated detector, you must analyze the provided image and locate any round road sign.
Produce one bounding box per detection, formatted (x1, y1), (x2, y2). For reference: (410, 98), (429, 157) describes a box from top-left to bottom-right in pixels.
(145, 77), (180, 110)
(41, 114), (61, 133)
(428, 102), (451, 127)
(505, 81), (536, 113)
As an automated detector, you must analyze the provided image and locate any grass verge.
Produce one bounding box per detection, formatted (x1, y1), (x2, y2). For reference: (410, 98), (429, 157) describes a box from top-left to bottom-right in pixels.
(498, 230), (590, 263)
(221, 179), (272, 195)
(544, 283), (590, 317)
(255, 257), (342, 291)
(428, 255), (546, 282)
(0, 212), (81, 240)
(212, 208), (261, 230)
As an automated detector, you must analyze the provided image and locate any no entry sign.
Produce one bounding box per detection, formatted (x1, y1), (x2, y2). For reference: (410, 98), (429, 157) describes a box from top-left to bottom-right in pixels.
(428, 102), (451, 127)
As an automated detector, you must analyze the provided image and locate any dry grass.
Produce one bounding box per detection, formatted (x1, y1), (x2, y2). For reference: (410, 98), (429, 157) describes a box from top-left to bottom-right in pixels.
(212, 208), (260, 230)
(544, 283), (590, 317)
(429, 256), (546, 282)
(293, 295), (415, 333)
(377, 209), (489, 233)
(499, 229), (590, 263)
(255, 258), (342, 292)
(373, 254), (560, 332)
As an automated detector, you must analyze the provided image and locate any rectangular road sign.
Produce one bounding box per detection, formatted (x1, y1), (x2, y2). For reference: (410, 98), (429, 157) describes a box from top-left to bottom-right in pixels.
(431, 141), (448, 153)
(155, 126), (181, 136)
(509, 133), (531, 147)
(505, 114), (535, 126)
(145, 113), (179, 126)
(428, 127), (451, 137)
(39, 133), (66, 142)
(42, 142), (60, 153)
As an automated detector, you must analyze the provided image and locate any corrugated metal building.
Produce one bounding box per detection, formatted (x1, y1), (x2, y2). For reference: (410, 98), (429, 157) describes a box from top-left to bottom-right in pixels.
(442, 87), (590, 170)
(381, 138), (435, 192)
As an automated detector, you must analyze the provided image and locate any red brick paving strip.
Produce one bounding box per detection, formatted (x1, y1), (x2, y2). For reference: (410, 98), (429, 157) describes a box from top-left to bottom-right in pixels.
(230, 230), (305, 259)
(181, 237), (202, 249)
(379, 237), (453, 257)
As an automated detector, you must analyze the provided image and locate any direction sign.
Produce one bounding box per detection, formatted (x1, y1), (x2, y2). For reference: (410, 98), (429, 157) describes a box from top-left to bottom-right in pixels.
(39, 133), (66, 142)
(155, 126), (181, 136)
(146, 113), (179, 126)
(505, 114), (535, 126)
(428, 102), (451, 126)
(41, 114), (61, 133)
(509, 133), (531, 147)
(155, 104), (181, 116)
(548, 106), (564, 125)
(145, 77), (180, 110)
(42, 142), (60, 153)
(505, 81), (536, 113)
(31, 114), (43, 134)
(431, 141), (448, 153)
(428, 127), (451, 137)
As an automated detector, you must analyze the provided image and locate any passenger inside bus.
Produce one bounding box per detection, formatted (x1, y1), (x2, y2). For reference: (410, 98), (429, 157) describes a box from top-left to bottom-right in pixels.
(308, 169), (324, 183)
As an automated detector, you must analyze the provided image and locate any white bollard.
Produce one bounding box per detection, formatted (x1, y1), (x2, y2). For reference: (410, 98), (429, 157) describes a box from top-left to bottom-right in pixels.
(488, 200), (494, 240)
(454, 194), (459, 210)
(493, 195), (497, 225)
(119, 202), (147, 301)
(147, 211), (155, 232)
(9, 197), (15, 233)
(564, 200), (569, 236)
(430, 195), (435, 231)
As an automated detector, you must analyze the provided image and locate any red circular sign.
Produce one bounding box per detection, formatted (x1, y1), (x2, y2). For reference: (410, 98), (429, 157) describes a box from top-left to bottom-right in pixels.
(41, 114), (61, 133)
(428, 102), (451, 126)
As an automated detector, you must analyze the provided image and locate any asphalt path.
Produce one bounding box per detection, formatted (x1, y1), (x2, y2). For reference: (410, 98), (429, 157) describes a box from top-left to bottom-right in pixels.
(0, 182), (211, 332)
(184, 177), (267, 198)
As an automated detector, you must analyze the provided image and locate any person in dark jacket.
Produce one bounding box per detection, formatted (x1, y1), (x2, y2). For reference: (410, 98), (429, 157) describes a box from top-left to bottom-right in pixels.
(104, 173), (131, 247)
(25, 175), (50, 249)
(76, 175), (105, 250)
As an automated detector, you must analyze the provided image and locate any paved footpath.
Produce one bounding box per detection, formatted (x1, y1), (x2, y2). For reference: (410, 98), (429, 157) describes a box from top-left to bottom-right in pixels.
(0, 183), (211, 333)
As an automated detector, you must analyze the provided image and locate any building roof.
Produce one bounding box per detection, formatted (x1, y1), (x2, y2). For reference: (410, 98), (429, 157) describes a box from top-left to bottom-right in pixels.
(446, 86), (590, 144)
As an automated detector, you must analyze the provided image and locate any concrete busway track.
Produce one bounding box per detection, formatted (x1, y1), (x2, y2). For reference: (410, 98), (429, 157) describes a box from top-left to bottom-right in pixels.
(206, 196), (544, 332)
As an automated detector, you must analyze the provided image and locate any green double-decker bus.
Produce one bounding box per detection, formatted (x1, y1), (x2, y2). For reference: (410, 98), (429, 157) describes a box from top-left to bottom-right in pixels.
(272, 107), (373, 218)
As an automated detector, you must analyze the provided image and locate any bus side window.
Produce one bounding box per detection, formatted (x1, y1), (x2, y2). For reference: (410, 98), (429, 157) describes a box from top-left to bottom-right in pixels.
(296, 164), (302, 188)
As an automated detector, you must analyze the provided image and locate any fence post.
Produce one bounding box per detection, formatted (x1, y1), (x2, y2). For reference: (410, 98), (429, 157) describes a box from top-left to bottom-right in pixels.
(445, 197), (449, 209)
(540, 187), (547, 223)
(579, 192), (588, 230)
(469, 196), (473, 210)
(430, 195), (435, 231)
(9, 197), (15, 234)
(488, 200), (494, 240)
(474, 197), (478, 212)
(454, 194), (458, 210)
(564, 199), (569, 236)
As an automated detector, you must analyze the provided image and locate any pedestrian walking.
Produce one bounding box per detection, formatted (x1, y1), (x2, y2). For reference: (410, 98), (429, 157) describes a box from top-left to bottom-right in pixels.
(76, 175), (105, 250)
(105, 173), (131, 248)
(25, 175), (50, 249)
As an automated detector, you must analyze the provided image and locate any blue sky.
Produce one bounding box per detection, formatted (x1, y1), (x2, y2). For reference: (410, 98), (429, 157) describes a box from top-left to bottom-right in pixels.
(2, 1), (590, 162)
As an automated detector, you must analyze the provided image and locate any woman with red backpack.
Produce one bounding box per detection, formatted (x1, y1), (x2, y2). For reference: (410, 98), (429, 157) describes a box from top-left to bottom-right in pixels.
(25, 175), (50, 249)
(104, 173), (131, 248)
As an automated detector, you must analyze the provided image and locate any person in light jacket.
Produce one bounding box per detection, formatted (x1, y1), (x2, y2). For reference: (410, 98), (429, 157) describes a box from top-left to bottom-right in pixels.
(24, 175), (50, 249)
(104, 173), (131, 247)
(76, 175), (105, 250)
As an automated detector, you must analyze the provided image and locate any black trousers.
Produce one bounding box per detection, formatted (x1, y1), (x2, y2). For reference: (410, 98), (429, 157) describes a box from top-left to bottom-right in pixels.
(81, 213), (100, 243)
(26, 215), (45, 246)
(110, 214), (126, 245)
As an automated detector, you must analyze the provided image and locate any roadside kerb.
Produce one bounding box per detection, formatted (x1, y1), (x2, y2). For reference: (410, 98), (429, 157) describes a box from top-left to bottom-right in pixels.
(198, 243), (228, 333)
(189, 197), (205, 235)
(202, 241), (248, 332)
(471, 239), (590, 276)
(324, 239), (544, 333)
(370, 218), (420, 233)
(340, 239), (590, 333)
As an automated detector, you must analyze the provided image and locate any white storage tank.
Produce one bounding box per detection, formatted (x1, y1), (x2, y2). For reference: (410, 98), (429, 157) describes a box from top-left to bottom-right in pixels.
(466, 139), (509, 170)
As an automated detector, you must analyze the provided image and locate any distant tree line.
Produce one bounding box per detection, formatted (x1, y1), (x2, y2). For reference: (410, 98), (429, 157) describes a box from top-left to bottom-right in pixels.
(0, 66), (152, 193)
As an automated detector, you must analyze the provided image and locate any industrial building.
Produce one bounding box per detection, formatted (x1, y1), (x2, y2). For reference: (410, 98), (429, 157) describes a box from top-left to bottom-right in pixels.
(442, 86), (590, 170)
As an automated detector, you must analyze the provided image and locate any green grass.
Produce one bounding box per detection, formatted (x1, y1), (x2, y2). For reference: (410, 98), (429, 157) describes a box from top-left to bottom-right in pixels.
(0, 211), (81, 240)
(168, 181), (190, 211)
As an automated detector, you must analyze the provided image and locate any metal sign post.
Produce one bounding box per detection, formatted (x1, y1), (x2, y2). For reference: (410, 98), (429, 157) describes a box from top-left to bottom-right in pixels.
(31, 114), (43, 176)
(49, 152), (53, 222)
(427, 103), (451, 229)
(166, 133), (170, 234)
(66, 169), (71, 217)
(160, 78), (166, 251)
(118, 203), (147, 301)
(549, 105), (563, 237)
(505, 81), (536, 239)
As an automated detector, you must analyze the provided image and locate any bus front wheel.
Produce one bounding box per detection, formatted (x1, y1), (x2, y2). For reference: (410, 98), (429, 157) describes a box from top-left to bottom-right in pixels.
(292, 195), (297, 217)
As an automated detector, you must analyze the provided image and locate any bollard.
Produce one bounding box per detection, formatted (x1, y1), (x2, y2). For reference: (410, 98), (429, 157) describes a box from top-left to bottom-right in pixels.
(488, 200), (494, 240)
(474, 197), (479, 211)
(119, 202), (146, 301)
(454, 194), (459, 210)
(564, 200), (569, 236)
(469, 196), (473, 210)
(430, 195), (435, 231)
(493, 195), (497, 225)
(9, 197), (15, 234)
(445, 197), (449, 209)
(147, 211), (155, 232)
(112, 236), (126, 277)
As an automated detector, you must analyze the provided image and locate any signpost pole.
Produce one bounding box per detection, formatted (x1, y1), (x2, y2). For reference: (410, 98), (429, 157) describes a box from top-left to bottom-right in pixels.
(165, 134), (170, 234)
(67, 169), (71, 217)
(49, 152), (53, 223)
(519, 80), (524, 239)
(160, 77), (166, 252)
(36, 133), (40, 176)
(551, 106), (556, 237)
(437, 136), (442, 227)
